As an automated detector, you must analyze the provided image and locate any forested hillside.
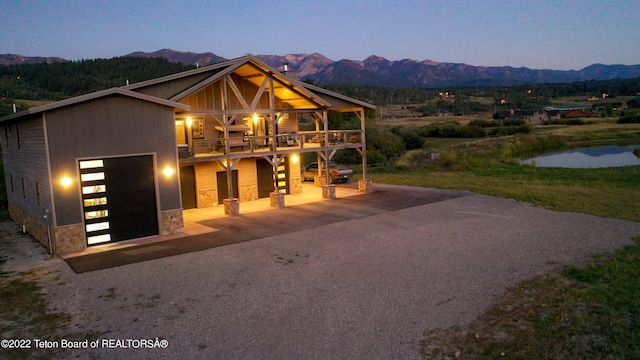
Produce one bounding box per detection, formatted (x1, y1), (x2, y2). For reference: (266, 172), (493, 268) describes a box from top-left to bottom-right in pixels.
(1, 56), (639, 118)
(0, 57), (195, 101)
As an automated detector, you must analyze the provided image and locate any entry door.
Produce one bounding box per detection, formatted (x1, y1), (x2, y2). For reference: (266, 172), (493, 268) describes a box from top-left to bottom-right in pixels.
(216, 170), (238, 204)
(256, 159), (273, 198)
(80, 155), (158, 246)
(180, 165), (197, 209)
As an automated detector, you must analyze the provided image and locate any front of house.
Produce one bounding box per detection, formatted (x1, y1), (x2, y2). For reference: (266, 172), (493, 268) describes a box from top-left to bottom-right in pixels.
(0, 56), (374, 255)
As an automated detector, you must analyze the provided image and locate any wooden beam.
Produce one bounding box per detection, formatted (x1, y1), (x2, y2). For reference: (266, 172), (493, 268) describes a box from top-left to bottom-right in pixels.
(225, 75), (250, 110)
(250, 77), (269, 109)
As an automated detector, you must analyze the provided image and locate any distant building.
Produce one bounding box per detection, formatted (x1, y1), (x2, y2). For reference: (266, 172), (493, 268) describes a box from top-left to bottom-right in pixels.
(627, 97), (640, 109)
(562, 109), (592, 118)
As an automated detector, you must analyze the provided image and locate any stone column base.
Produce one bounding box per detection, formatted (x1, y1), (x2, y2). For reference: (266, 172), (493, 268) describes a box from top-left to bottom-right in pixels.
(313, 176), (327, 187)
(270, 192), (285, 208)
(223, 198), (239, 215)
(322, 184), (336, 199)
(358, 179), (373, 193)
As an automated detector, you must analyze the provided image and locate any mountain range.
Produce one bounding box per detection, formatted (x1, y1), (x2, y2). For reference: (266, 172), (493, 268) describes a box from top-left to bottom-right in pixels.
(2, 49), (640, 88)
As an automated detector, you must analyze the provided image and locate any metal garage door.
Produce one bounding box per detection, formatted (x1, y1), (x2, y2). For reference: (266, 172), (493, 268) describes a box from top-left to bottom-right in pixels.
(80, 155), (159, 246)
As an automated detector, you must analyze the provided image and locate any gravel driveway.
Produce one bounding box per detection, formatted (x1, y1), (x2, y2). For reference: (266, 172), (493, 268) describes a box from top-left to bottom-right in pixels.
(3, 184), (640, 359)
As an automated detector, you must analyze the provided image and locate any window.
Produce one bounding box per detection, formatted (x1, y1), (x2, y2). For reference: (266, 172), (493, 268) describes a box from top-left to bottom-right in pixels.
(16, 124), (20, 150)
(175, 120), (187, 145)
(36, 183), (42, 207)
(10, 174), (14, 193)
(191, 117), (204, 139)
(4, 127), (9, 149)
(21, 178), (26, 198)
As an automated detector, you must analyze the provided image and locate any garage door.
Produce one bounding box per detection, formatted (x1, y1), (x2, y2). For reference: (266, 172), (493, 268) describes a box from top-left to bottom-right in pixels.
(80, 155), (159, 246)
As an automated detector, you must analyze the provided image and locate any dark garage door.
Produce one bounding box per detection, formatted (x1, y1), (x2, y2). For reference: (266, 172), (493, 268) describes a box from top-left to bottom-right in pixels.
(80, 155), (159, 246)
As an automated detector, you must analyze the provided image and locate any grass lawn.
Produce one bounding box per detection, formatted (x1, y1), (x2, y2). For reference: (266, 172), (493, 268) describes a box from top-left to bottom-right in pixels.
(366, 122), (640, 359)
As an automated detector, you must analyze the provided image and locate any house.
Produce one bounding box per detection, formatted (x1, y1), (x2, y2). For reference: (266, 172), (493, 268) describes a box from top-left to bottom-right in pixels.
(544, 109), (561, 121)
(591, 102), (624, 111)
(562, 109), (591, 118)
(627, 97), (640, 109)
(492, 109), (533, 123)
(0, 56), (375, 255)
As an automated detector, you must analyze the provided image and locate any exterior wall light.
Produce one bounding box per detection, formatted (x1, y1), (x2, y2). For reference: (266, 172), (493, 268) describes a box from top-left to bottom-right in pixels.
(61, 176), (73, 187)
(253, 114), (259, 124)
(163, 166), (175, 177)
(291, 154), (299, 164)
(186, 117), (193, 127)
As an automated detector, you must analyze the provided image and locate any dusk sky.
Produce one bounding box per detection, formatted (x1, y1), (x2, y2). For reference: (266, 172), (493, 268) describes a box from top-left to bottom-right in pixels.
(3, 0), (639, 70)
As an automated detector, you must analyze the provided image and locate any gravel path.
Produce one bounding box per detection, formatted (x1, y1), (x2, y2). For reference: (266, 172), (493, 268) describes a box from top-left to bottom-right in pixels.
(3, 185), (640, 359)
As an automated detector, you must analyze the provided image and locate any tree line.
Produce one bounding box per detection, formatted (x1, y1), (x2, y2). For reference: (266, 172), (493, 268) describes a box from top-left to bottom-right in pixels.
(317, 78), (640, 107)
(0, 57), (195, 101)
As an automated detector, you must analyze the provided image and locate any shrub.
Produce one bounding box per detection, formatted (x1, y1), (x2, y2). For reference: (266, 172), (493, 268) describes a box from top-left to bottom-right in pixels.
(502, 118), (526, 126)
(391, 126), (425, 150)
(617, 114), (640, 124)
(419, 122), (486, 138)
(469, 119), (499, 128)
(544, 118), (587, 125)
(489, 125), (532, 136)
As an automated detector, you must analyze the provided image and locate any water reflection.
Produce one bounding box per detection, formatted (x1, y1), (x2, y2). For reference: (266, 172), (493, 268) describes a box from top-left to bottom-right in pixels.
(521, 145), (640, 168)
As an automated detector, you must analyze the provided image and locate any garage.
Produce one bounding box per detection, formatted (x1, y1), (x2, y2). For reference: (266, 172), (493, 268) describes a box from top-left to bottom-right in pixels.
(80, 155), (159, 246)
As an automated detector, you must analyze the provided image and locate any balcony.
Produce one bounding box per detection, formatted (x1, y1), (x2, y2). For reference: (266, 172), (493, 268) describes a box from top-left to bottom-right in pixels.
(178, 130), (364, 162)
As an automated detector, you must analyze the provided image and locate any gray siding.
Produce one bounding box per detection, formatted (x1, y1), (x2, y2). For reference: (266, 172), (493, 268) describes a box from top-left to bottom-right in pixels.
(1, 116), (52, 218)
(45, 95), (181, 226)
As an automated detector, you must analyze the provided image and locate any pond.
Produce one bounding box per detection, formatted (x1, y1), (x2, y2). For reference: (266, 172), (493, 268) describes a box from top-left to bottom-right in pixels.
(521, 145), (640, 168)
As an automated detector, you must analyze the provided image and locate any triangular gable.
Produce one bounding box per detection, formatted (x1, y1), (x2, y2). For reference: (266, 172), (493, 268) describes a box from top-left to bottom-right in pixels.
(167, 56), (330, 110)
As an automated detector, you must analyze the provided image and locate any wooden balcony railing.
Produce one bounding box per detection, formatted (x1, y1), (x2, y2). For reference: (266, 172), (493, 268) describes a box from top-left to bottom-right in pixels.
(179, 130), (363, 159)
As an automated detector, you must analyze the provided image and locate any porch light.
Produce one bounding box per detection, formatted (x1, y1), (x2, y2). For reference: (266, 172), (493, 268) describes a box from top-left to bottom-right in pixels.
(186, 117), (193, 127)
(61, 176), (73, 188)
(291, 154), (299, 164)
(163, 166), (175, 177)
(253, 113), (259, 124)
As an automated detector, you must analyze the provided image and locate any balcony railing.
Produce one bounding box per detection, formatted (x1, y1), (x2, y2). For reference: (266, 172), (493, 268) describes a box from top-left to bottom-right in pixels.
(179, 130), (363, 159)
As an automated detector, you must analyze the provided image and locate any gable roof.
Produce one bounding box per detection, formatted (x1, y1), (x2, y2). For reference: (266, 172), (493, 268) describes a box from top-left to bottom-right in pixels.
(0, 87), (190, 123)
(123, 55), (330, 109)
(298, 82), (376, 110)
(125, 55), (375, 111)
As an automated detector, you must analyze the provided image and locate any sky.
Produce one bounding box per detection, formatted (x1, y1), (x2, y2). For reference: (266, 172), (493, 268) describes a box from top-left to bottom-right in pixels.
(2, 0), (639, 70)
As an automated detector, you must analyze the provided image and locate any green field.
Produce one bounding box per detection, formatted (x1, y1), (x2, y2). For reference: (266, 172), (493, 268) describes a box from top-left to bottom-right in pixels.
(369, 122), (640, 222)
(362, 121), (640, 359)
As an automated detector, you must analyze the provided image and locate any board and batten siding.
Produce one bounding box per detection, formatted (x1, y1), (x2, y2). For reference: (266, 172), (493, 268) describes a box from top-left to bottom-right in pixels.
(45, 95), (181, 226)
(0, 116), (51, 217)
(132, 71), (217, 100)
(180, 74), (294, 112)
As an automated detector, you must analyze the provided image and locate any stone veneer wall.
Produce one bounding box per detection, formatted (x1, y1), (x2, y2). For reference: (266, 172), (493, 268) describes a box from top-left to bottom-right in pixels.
(8, 203), (49, 249)
(51, 224), (86, 254)
(290, 177), (303, 195)
(240, 184), (257, 202)
(161, 209), (184, 235)
(197, 190), (217, 208)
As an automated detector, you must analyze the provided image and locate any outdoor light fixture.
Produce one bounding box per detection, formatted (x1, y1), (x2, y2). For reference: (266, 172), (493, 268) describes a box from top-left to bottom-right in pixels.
(163, 166), (175, 177)
(186, 117), (193, 127)
(291, 154), (299, 164)
(60, 176), (73, 187)
(253, 113), (259, 124)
